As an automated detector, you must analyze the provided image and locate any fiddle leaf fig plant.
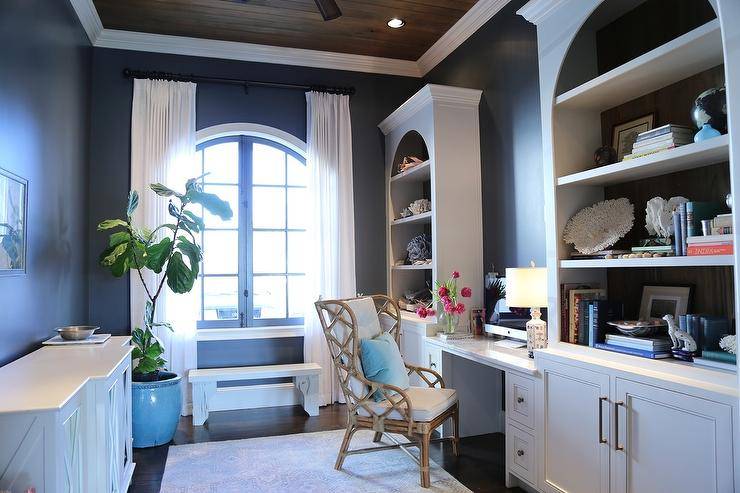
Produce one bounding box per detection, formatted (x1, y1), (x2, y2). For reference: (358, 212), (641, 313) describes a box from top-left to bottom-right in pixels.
(98, 177), (233, 377)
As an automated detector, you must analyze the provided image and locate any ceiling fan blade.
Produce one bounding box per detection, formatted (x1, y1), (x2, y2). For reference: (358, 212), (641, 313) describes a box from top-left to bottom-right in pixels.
(314, 0), (342, 20)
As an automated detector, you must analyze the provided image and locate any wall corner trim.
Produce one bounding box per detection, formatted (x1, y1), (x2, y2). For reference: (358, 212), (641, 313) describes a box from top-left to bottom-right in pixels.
(417, 0), (512, 74)
(516, 0), (564, 25)
(378, 84), (483, 135)
(68, 0), (103, 44)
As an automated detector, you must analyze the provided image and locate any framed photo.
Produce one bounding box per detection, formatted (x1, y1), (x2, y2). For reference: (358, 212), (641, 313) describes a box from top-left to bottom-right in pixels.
(639, 284), (692, 320)
(0, 168), (28, 276)
(612, 114), (655, 162)
(469, 308), (485, 336)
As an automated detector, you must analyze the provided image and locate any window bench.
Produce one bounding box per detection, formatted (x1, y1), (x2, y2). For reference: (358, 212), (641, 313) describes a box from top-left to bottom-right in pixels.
(189, 363), (321, 425)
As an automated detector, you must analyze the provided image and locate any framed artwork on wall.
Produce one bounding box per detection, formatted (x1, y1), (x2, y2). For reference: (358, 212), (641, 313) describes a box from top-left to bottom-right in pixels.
(639, 284), (693, 320)
(0, 167), (28, 276)
(612, 113), (655, 162)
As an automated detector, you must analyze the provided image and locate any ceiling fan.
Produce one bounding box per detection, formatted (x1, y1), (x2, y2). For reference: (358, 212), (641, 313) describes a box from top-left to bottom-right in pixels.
(226, 0), (342, 21)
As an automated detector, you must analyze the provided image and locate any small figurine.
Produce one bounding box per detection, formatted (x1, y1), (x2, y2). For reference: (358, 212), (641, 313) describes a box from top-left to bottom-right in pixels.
(594, 146), (617, 166)
(663, 314), (697, 361)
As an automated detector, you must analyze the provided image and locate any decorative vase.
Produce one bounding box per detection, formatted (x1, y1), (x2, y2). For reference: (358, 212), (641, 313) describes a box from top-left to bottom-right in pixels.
(441, 313), (458, 334)
(132, 371), (182, 448)
(694, 123), (721, 143)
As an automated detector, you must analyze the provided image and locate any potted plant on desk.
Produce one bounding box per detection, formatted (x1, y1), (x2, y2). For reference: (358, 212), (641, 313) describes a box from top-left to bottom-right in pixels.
(98, 177), (232, 447)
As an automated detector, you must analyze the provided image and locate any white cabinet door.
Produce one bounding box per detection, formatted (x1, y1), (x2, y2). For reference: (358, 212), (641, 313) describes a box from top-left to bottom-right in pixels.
(613, 378), (734, 493)
(540, 359), (610, 493)
(400, 322), (426, 385)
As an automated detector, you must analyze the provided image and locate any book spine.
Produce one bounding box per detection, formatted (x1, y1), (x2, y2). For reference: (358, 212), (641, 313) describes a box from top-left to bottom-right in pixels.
(673, 210), (682, 256)
(594, 343), (670, 359)
(560, 284), (567, 343)
(687, 244), (734, 255)
(686, 202), (696, 238)
(636, 126), (692, 142)
(711, 226), (732, 235)
(679, 203), (688, 255)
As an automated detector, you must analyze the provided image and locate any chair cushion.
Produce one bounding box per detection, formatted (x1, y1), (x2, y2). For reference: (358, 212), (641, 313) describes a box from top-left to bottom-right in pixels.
(359, 332), (410, 401)
(357, 386), (458, 422)
(335, 297), (383, 399)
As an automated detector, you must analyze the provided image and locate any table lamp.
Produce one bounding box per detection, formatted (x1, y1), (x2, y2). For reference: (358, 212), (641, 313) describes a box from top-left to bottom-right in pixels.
(506, 262), (548, 358)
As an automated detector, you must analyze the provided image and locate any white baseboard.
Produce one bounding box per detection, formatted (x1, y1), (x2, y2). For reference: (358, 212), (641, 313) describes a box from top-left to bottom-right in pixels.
(209, 383), (300, 412)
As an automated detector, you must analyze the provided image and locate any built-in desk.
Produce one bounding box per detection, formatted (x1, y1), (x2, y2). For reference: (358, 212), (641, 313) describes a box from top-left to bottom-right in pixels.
(424, 335), (540, 491)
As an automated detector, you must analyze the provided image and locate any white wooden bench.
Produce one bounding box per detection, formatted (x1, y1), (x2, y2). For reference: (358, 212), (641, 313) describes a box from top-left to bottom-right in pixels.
(189, 363), (321, 425)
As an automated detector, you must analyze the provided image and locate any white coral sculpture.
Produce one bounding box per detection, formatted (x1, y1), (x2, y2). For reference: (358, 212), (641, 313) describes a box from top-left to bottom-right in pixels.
(719, 334), (736, 355)
(408, 199), (431, 215)
(645, 196), (689, 238)
(563, 198), (635, 254)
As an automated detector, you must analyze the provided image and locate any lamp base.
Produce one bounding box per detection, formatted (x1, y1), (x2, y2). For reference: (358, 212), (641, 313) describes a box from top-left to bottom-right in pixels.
(526, 307), (547, 358)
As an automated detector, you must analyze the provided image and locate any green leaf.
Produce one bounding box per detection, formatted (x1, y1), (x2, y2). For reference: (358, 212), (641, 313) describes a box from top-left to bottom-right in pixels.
(150, 183), (182, 198)
(186, 190), (233, 221)
(131, 347), (144, 359)
(152, 321), (174, 332)
(176, 235), (202, 278)
(145, 340), (164, 358)
(179, 217), (199, 234)
(110, 245), (132, 277)
(127, 190), (139, 218)
(166, 251), (196, 294)
(101, 242), (127, 266)
(135, 357), (159, 375)
(183, 210), (205, 231)
(168, 201), (181, 220)
(109, 231), (131, 247)
(145, 237), (173, 273)
(98, 219), (128, 230)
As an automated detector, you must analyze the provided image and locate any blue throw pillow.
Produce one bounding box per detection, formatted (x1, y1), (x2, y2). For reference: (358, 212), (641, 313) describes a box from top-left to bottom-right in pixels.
(359, 332), (410, 402)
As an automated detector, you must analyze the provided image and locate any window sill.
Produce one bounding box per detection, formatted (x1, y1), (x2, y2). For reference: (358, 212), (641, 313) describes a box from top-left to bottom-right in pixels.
(196, 326), (305, 341)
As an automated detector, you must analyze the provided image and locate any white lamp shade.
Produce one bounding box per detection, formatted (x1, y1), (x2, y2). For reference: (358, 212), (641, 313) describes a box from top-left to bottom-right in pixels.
(505, 266), (547, 308)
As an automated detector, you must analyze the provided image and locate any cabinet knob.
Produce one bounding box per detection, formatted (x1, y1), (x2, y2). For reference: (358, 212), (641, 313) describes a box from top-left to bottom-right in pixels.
(430, 362), (437, 368)
(517, 396), (525, 404)
(516, 449), (525, 457)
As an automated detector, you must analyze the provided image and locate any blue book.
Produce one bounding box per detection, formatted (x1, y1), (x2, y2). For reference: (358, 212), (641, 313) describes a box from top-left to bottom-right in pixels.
(595, 342), (672, 359)
(673, 210), (682, 256)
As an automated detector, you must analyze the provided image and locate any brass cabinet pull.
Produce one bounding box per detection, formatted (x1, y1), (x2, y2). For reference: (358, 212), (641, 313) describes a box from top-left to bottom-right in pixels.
(598, 396), (608, 444)
(614, 400), (625, 451)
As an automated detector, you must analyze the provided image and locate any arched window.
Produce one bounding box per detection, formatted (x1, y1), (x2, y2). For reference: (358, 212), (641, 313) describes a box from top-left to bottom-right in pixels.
(194, 132), (307, 328)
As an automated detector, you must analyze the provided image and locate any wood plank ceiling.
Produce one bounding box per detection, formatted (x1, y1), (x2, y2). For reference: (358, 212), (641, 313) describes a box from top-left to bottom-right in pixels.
(92, 0), (479, 60)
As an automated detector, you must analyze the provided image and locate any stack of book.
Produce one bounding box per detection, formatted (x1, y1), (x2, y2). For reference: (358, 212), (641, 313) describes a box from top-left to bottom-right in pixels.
(680, 314), (736, 370)
(595, 334), (673, 359)
(686, 234), (733, 256)
(710, 213), (733, 235)
(576, 299), (623, 347)
(559, 284), (604, 344)
(624, 124), (694, 160)
(672, 201), (727, 255)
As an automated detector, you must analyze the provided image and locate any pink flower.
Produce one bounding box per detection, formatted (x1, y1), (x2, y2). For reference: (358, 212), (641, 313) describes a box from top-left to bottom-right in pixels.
(451, 271), (460, 279)
(416, 307), (428, 318)
(455, 303), (466, 314)
(444, 303), (455, 314)
(438, 286), (449, 297)
(441, 295), (451, 305)
(461, 287), (472, 298)
(427, 309), (436, 316)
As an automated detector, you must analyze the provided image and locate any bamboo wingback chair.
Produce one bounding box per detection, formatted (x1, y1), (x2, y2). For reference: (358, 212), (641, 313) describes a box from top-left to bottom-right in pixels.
(314, 295), (460, 488)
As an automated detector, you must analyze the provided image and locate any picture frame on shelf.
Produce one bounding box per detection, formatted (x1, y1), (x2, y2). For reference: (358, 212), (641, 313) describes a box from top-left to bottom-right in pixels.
(612, 113), (655, 162)
(469, 308), (485, 336)
(639, 284), (693, 320)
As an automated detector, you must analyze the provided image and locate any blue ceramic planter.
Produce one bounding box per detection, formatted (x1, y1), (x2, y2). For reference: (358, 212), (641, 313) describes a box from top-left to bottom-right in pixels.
(132, 372), (182, 448)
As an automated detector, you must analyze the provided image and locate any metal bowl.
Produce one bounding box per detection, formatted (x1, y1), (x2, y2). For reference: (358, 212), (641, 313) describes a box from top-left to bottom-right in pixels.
(56, 325), (99, 341)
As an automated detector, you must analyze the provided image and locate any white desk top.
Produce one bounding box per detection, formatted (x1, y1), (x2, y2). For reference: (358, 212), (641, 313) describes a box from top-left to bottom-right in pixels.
(0, 336), (132, 414)
(426, 336), (538, 376)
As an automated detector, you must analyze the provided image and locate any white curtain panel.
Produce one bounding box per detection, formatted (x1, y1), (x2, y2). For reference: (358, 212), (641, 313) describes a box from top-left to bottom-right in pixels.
(304, 91), (357, 406)
(130, 78), (198, 415)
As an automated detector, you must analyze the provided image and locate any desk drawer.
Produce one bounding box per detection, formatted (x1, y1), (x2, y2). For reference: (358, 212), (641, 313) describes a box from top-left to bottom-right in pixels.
(507, 423), (536, 486)
(507, 372), (535, 429)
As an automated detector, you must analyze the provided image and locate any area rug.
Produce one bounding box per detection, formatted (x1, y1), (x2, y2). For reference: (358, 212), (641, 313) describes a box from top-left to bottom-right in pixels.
(160, 429), (471, 492)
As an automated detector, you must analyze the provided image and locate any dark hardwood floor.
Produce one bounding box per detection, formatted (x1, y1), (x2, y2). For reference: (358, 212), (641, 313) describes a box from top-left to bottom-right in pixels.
(129, 404), (524, 493)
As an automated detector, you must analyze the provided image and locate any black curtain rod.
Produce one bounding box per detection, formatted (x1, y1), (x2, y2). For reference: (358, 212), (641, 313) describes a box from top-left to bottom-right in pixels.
(122, 68), (355, 96)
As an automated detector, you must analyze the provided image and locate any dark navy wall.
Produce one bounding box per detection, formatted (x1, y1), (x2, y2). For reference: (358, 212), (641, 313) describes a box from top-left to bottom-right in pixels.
(86, 48), (421, 365)
(424, 0), (545, 273)
(0, 1), (91, 366)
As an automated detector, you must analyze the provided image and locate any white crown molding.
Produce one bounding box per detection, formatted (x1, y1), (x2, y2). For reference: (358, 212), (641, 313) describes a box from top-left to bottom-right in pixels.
(379, 84), (483, 134)
(94, 29), (423, 78)
(69, 0), (509, 78)
(417, 0), (512, 75)
(516, 0), (564, 25)
(68, 0), (103, 43)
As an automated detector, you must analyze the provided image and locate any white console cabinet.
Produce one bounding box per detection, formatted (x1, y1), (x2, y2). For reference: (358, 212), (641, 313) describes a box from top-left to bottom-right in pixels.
(537, 349), (736, 493)
(0, 337), (134, 493)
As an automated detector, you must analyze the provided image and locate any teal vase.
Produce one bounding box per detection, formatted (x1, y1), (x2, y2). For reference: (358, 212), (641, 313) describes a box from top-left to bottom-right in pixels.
(132, 372), (182, 447)
(694, 123), (721, 143)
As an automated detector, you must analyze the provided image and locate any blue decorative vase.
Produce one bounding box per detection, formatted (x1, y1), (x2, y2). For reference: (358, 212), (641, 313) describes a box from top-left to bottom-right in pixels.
(132, 372), (182, 448)
(694, 123), (721, 143)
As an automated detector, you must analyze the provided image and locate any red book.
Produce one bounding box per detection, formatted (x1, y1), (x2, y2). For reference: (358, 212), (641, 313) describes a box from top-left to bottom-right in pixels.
(687, 243), (734, 256)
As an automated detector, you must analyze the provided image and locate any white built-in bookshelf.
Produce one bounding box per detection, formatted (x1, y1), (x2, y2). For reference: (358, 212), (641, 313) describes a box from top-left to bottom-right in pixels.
(379, 84), (483, 328)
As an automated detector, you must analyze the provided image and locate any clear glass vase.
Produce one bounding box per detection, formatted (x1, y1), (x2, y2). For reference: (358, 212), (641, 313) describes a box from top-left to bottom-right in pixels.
(441, 313), (458, 334)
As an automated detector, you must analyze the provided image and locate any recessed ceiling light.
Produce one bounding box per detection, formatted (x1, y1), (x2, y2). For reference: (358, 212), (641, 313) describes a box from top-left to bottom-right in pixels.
(387, 18), (405, 29)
